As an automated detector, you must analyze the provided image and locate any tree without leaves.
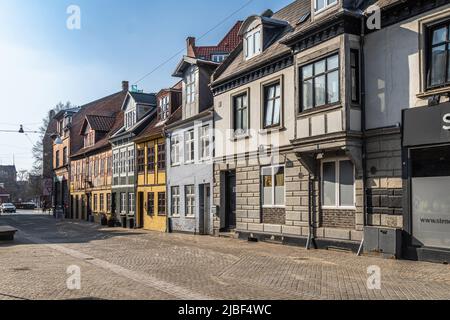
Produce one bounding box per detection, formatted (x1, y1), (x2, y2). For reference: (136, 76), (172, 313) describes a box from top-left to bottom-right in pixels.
(31, 101), (76, 176)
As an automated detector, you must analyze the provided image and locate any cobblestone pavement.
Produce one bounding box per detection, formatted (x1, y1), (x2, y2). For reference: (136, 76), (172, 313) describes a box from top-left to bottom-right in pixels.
(1, 213), (450, 300)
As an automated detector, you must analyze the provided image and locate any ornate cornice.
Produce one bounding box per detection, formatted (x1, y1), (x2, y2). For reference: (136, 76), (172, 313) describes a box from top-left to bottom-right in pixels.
(211, 54), (294, 96)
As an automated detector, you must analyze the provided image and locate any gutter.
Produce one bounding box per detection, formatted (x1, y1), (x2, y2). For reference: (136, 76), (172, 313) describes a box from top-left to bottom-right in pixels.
(358, 11), (368, 256)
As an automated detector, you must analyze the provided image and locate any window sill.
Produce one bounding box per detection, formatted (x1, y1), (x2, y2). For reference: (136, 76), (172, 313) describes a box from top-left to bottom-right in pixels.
(297, 103), (342, 118)
(259, 126), (286, 135)
(262, 205), (286, 209)
(231, 132), (251, 141)
(170, 215), (181, 218)
(185, 215), (196, 219)
(322, 206), (357, 211)
(417, 86), (450, 98)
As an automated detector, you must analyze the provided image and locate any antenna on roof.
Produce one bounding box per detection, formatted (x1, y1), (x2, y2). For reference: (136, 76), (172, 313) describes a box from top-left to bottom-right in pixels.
(261, 9), (273, 18)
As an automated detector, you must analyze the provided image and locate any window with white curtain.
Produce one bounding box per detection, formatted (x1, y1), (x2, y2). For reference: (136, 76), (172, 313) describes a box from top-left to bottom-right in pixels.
(322, 159), (355, 208)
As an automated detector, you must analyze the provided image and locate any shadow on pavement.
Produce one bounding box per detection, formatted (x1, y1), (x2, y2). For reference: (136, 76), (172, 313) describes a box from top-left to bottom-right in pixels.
(0, 214), (149, 246)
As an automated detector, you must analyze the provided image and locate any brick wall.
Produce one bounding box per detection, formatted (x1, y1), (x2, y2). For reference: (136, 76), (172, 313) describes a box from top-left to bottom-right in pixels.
(262, 208), (286, 225)
(321, 209), (356, 229)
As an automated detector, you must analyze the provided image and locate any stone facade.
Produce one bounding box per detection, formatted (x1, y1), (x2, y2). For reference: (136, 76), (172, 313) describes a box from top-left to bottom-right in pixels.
(365, 129), (404, 229)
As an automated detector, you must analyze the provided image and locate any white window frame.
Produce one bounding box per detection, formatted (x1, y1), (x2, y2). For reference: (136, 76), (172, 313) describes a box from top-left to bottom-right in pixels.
(185, 130), (195, 164)
(244, 28), (262, 60)
(171, 135), (181, 166)
(171, 186), (180, 217)
(314, 0), (338, 14)
(128, 148), (135, 174)
(160, 96), (170, 121)
(200, 125), (211, 161)
(321, 158), (356, 210)
(212, 54), (228, 63)
(261, 165), (286, 208)
(128, 193), (135, 214)
(185, 185), (196, 217)
(185, 66), (196, 104)
(120, 193), (126, 214)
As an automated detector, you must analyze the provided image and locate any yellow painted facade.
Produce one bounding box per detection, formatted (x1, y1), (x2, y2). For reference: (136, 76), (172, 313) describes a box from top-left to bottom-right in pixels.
(136, 136), (167, 232)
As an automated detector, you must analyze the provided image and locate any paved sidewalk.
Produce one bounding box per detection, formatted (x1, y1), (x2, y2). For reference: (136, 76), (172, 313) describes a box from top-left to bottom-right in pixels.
(1, 214), (450, 300)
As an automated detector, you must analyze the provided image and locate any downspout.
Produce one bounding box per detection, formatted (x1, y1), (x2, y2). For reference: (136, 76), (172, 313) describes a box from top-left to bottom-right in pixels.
(358, 12), (367, 256)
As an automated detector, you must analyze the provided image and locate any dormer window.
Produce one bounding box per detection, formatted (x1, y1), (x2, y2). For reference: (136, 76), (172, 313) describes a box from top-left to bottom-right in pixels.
(160, 96), (170, 121)
(186, 66), (196, 104)
(244, 29), (262, 60)
(314, 0), (337, 13)
(212, 54), (228, 63)
(125, 110), (136, 129)
(84, 130), (95, 148)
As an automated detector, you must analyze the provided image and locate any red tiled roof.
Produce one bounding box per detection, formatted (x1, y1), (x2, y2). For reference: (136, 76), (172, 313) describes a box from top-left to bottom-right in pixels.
(70, 91), (127, 156)
(85, 115), (116, 132)
(194, 21), (243, 60)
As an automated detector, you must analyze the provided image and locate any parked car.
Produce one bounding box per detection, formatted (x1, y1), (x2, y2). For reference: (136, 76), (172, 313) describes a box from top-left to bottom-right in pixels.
(16, 202), (36, 210)
(1, 203), (16, 214)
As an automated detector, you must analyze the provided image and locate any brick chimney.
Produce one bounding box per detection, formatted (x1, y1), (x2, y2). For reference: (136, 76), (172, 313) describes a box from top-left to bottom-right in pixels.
(122, 81), (129, 92)
(186, 37), (196, 58)
(49, 110), (56, 120)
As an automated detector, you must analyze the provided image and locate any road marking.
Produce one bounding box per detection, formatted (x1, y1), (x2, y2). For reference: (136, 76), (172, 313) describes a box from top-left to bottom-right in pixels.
(16, 230), (212, 300)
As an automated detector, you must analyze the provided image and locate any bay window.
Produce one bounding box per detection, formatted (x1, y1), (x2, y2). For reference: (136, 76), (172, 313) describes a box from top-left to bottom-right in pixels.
(261, 165), (285, 207)
(301, 54), (340, 111)
(322, 159), (355, 209)
(427, 21), (450, 88)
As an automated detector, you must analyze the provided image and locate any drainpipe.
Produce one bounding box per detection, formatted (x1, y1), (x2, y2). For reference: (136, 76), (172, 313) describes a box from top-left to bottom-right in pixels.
(306, 173), (317, 250)
(358, 13), (368, 256)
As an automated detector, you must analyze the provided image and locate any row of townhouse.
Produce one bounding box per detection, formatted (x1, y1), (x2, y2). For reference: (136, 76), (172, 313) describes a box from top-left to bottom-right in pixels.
(49, 0), (450, 263)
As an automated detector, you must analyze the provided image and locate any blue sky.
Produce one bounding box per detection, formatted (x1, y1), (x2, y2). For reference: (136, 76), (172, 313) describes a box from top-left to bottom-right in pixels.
(0, 0), (292, 172)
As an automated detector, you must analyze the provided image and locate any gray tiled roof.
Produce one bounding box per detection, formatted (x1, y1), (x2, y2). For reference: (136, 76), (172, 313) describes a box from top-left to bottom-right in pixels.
(129, 92), (157, 106)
